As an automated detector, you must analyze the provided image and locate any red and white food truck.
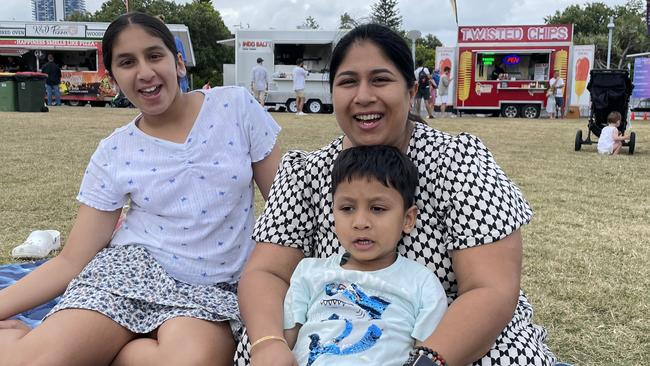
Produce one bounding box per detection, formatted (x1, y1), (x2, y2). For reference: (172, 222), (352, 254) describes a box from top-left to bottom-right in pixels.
(436, 24), (594, 118)
(0, 20), (194, 106)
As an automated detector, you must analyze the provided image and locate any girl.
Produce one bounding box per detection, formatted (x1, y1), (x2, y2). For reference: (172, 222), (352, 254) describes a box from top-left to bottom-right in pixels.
(0, 12), (281, 366)
(238, 24), (556, 366)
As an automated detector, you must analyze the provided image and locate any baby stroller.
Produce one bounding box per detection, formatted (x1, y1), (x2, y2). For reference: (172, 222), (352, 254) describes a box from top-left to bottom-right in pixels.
(574, 69), (636, 154)
(111, 90), (134, 108)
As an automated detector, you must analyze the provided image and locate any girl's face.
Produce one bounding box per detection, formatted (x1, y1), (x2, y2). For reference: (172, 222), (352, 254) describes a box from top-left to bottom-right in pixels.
(109, 25), (185, 116)
(332, 41), (416, 148)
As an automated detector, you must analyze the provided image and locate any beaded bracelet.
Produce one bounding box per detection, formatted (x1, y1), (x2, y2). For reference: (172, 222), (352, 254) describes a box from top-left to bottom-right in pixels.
(402, 346), (447, 366)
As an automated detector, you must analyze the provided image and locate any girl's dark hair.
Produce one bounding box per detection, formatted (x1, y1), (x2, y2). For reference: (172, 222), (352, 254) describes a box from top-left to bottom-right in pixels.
(102, 12), (178, 76)
(331, 145), (418, 209)
(607, 111), (622, 124)
(329, 23), (425, 124)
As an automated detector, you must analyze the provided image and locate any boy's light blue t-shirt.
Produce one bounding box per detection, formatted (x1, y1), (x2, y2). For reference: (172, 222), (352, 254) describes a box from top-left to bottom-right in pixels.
(284, 253), (448, 366)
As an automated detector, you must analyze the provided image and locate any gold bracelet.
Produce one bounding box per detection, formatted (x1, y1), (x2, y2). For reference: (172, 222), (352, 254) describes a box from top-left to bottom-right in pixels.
(250, 335), (288, 351)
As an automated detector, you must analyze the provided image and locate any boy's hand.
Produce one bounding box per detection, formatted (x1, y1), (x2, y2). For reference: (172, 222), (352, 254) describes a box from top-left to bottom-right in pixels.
(250, 341), (298, 366)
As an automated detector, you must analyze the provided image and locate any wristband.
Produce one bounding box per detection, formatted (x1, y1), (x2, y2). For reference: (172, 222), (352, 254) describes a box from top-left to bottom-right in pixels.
(402, 346), (447, 366)
(250, 335), (288, 351)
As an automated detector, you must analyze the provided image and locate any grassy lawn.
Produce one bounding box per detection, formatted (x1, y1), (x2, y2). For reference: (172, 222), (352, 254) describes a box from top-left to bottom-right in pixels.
(0, 106), (648, 365)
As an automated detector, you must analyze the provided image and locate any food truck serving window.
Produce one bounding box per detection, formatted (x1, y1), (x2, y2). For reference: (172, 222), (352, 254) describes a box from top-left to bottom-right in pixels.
(476, 51), (550, 81)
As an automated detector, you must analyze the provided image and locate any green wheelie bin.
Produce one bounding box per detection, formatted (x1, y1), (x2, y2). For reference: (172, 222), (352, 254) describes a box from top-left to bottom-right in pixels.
(0, 72), (17, 112)
(15, 72), (47, 112)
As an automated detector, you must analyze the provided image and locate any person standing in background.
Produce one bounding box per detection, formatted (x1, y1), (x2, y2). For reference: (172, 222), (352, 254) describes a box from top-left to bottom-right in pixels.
(292, 58), (309, 115)
(41, 54), (61, 106)
(439, 66), (453, 117)
(413, 63), (434, 119)
(549, 70), (565, 119)
(251, 57), (268, 106)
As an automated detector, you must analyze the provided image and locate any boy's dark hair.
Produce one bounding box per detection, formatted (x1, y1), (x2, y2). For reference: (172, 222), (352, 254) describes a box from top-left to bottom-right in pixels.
(607, 111), (622, 124)
(331, 145), (418, 208)
(443, 66), (451, 73)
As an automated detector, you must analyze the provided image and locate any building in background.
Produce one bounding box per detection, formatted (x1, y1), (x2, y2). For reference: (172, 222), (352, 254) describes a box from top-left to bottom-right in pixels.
(32, 0), (86, 21)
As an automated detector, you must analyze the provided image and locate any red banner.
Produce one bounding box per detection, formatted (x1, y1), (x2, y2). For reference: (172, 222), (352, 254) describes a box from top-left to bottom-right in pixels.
(458, 25), (573, 43)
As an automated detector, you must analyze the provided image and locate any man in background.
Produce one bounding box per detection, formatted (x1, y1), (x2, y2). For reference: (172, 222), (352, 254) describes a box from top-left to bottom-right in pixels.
(549, 70), (565, 119)
(250, 57), (268, 105)
(413, 63), (434, 119)
(292, 58), (309, 115)
(41, 54), (61, 106)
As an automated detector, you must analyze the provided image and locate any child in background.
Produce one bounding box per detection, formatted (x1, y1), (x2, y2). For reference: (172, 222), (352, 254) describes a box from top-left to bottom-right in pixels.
(597, 111), (630, 155)
(279, 145), (448, 366)
(0, 12), (281, 366)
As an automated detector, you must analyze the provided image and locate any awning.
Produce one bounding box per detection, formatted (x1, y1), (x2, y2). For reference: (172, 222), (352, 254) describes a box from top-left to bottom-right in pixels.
(0, 48), (29, 57)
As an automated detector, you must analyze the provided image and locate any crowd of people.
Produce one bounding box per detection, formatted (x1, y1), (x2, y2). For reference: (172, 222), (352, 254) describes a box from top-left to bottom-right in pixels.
(0, 12), (568, 366)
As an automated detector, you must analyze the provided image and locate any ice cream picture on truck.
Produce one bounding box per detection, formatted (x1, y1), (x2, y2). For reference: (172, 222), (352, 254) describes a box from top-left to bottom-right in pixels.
(436, 24), (595, 118)
(0, 20), (194, 107)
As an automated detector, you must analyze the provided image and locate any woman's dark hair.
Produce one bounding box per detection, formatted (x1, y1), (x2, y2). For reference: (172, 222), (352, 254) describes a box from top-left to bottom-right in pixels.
(102, 12), (178, 76)
(331, 145), (418, 209)
(329, 23), (424, 124)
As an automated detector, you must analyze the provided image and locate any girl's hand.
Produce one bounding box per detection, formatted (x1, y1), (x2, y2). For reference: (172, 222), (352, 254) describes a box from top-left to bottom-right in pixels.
(250, 341), (298, 366)
(0, 319), (31, 331)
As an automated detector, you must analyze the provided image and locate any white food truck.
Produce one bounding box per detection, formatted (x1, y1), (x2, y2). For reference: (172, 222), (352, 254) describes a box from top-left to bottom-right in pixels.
(221, 29), (345, 113)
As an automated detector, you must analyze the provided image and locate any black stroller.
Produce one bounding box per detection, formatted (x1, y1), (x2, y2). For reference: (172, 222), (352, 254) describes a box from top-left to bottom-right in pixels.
(111, 90), (134, 108)
(574, 69), (636, 154)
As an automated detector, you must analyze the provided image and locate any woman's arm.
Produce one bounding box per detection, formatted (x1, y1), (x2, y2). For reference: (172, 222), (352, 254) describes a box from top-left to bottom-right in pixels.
(239, 243), (304, 366)
(0, 205), (120, 321)
(420, 230), (522, 366)
(252, 144), (282, 200)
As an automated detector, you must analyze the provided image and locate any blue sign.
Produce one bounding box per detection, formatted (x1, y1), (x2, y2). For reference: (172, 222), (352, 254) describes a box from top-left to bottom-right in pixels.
(632, 58), (650, 98)
(503, 54), (521, 65)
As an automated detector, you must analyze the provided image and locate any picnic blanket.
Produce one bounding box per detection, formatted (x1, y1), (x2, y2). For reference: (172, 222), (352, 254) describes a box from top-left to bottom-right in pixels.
(0, 260), (59, 328)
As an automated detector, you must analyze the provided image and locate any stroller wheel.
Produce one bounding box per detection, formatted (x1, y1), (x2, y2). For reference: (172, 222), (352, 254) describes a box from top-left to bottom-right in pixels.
(628, 132), (636, 155)
(574, 130), (583, 151)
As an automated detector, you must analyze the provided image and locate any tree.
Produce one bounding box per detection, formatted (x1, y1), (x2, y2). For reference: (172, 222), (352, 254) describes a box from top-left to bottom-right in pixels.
(339, 12), (357, 29)
(415, 34), (442, 71)
(300, 16), (320, 30)
(370, 0), (402, 32)
(545, 0), (649, 68)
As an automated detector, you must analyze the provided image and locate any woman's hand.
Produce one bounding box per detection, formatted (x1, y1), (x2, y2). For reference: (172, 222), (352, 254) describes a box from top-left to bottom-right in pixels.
(250, 341), (298, 366)
(419, 231), (523, 365)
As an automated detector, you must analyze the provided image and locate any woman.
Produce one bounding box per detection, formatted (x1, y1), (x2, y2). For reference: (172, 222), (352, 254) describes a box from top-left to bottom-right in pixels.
(238, 24), (555, 366)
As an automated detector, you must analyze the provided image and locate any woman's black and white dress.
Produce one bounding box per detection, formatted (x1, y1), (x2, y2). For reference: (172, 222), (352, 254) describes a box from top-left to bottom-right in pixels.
(242, 122), (556, 366)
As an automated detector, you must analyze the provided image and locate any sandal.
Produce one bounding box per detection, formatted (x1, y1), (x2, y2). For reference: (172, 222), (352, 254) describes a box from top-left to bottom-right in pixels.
(11, 230), (61, 259)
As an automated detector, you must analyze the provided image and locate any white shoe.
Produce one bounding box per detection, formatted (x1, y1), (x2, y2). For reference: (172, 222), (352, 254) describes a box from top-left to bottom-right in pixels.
(297, 111), (307, 116)
(11, 230), (61, 259)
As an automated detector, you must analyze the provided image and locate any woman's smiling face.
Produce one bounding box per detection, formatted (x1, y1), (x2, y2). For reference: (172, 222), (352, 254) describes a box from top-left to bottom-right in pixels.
(332, 40), (416, 148)
(109, 25), (184, 117)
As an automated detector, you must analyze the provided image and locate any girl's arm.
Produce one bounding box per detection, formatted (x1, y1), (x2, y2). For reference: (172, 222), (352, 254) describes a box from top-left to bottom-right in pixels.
(253, 144), (282, 200)
(419, 230), (522, 365)
(239, 243), (304, 366)
(0, 205), (120, 321)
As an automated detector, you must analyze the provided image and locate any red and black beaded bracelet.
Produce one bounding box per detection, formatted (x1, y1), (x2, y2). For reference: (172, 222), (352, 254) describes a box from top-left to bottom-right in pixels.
(402, 346), (447, 366)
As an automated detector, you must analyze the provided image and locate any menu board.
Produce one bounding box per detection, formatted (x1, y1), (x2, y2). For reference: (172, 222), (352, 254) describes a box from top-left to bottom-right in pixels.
(632, 57), (650, 99)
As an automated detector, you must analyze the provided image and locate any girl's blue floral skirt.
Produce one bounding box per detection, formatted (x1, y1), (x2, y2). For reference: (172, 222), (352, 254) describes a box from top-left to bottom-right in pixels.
(45, 245), (242, 340)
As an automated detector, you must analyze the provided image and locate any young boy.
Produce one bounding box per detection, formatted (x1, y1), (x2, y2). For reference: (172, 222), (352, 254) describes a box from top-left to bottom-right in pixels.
(281, 145), (448, 366)
(597, 111), (630, 155)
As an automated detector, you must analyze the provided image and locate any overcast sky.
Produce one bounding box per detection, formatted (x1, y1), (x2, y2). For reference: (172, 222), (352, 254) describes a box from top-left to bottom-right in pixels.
(4, 0), (628, 45)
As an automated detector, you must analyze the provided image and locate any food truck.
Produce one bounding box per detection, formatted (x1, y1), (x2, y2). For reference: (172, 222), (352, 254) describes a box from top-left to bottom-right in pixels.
(436, 24), (594, 118)
(0, 20), (194, 106)
(221, 29), (345, 113)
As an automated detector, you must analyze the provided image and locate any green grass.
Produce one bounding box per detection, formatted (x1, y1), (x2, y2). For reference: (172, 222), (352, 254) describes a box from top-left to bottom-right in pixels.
(1, 107), (648, 365)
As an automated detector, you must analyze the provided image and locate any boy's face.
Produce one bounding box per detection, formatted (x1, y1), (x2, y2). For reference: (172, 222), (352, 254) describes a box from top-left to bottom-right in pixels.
(333, 177), (417, 271)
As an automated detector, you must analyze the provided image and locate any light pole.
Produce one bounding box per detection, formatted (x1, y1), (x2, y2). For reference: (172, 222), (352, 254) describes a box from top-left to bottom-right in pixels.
(607, 16), (615, 69)
(406, 30), (421, 68)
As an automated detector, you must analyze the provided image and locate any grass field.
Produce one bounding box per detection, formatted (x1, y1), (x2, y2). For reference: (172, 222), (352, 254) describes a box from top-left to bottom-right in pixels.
(0, 106), (648, 365)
